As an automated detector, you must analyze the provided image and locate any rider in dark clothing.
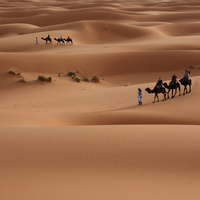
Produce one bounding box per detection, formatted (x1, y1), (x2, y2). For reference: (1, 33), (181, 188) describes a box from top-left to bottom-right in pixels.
(156, 77), (163, 88)
(184, 70), (189, 83)
(171, 74), (177, 85)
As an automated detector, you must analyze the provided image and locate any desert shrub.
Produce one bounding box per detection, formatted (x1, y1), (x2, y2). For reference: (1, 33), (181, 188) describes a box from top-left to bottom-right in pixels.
(15, 71), (21, 75)
(189, 65), (194, 68)
(58, 72), (61, 77)
(198, 66), (200, 69)
(8, 69), (16, 74)
(38, 75), (52, 82)
(38, 75), (44, 81)
(20, 76), (26, 82)
(71, 75), (75, 79)
(8, 69), (21, 75)
(68, 70), (76, 77)
(92, 74), (100, 83)
(75, 76), (81, 82)
(83, 77), (90, 82)
(124, 83), (130, 86)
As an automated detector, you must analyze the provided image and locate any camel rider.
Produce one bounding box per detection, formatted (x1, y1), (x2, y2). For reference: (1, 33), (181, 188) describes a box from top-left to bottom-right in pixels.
(68, 36), (70, 39)
(156, 77), (163, 89)
(47, 34), (50, 39)
(188, 71), (190, 81)
(184, 70), (189, 83)
(59, 36), (62, 40)
(171, 74), (177, 85)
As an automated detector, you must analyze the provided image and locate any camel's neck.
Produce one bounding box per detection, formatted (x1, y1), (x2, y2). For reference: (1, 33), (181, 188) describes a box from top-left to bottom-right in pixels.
(146, 88), (154, 93)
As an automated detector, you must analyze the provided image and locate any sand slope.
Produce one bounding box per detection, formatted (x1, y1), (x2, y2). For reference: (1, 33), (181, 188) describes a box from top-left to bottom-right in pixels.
(1, 125), (200, 200)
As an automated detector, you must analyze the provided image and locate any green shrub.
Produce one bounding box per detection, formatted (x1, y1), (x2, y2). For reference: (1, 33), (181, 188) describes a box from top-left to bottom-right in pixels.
(198, 66), (200, 69)
(16, 71), (21, 75)
(71, 75), (75, 79)
(38, 75), (52, 82)
(75, 76), (81, 82)
(68, 71), (76, 77)
(189, 65), (194, 68)
(20, 76), (26, 82)
(8, 69), (16, 74)
(92, 74), (100, 83)
(124, 83), (130, 86)
(8, 69), (21, 75)
(38, 75), (44, 81)
(83, 77), (90, 82)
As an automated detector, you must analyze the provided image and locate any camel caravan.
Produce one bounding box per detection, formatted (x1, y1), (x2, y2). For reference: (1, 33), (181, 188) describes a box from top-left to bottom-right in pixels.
(41, 35), (73, 45)
(145, 70), (191, 103)
(39, 35), (192, 105)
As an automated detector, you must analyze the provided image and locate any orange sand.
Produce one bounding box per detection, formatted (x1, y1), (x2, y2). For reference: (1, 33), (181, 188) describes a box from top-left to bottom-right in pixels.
(0, 0), (200, 199)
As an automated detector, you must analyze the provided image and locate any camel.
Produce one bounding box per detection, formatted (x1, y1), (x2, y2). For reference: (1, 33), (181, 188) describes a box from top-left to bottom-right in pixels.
(54, 38), (65, 45)
(64, 38), (73, 44)
(41, 37), (52, 44)
(163, 81), (181, 99)
(145, 86), (167, 103)
(179, 78), (191, 95)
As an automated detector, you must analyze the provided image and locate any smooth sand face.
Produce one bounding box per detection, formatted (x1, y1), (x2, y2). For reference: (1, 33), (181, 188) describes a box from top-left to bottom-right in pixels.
(0, 0), (200, 199)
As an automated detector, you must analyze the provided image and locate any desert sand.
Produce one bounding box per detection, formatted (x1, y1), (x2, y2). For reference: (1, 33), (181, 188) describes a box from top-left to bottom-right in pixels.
(0, 0), (200, 199)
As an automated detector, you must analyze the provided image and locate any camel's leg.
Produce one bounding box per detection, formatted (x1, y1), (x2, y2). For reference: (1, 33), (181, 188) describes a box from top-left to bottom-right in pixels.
(178, 86), (181, 96)
(189, 85), (191, 93)
(172, 88), (175, 98)
(153, 94), (157, 103)
(183, 87), (186, 95)
(175, 88), (177, 96)
(157, 94), (160, 102)
(162, 93), (165, 101)
(186, 86), (188, 94)
(171, 88), (174, 98)
(155, 93), (159, 102)
(172, 88), (177, 98)
(167, 88), (170, 99)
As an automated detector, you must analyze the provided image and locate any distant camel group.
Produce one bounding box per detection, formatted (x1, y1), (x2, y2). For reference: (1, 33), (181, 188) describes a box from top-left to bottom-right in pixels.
(41, 36), (73, 45)
(145, 74), (192, 103)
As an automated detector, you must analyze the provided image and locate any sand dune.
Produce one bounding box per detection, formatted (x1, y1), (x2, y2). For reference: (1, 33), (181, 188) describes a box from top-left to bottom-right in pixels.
(0, 23), (39, 37)
(1, 51), (200, 75)
(1, 125), (200, 200)
(0, 0), (200, 200)
(155, 22), (200, 36)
